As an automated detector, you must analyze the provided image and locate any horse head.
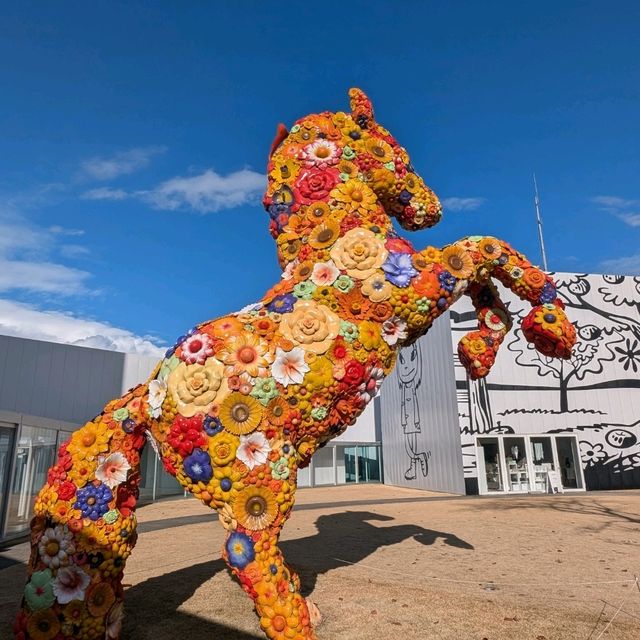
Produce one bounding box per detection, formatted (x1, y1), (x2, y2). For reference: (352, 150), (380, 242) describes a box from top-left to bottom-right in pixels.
(264, 88), (442, 269)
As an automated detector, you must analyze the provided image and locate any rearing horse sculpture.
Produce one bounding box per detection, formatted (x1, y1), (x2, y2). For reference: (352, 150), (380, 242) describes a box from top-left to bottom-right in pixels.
(15, 89), (576, 640)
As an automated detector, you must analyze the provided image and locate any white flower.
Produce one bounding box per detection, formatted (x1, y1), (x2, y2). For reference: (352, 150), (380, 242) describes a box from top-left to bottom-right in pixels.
(180, 333), (214, 365)
(148, 378), (167, 418)
(38, 525), (75, 569)
(53, 565), (91, 604)
(96, 452), (131, 488)
(382, 317), (408, 346)
(106, 601), (124, 639)
(310, 261), (340, 286)
(271, 347), (310, 386)
(282, 261), (296, 281)
(239, 301), (263, 313)
(237, 431), (271, 470)
(301, 139), (340, 169)
(357, 367), (385, 404)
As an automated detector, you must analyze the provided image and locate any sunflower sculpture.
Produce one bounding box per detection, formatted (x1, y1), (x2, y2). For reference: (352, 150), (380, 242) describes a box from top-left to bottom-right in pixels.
(15, 89), (576, 640)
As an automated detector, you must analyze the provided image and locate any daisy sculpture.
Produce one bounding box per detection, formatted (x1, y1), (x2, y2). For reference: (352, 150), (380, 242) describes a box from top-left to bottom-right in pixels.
(15, 89), (576, 640)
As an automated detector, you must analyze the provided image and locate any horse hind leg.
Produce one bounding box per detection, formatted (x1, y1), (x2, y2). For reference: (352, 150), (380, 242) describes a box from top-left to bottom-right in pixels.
(457, 280), (513, 379)
(15, 384), (150, 640)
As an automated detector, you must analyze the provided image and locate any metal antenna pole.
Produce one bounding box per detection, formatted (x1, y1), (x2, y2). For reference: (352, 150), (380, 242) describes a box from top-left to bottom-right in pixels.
(533, 173), (549, 271)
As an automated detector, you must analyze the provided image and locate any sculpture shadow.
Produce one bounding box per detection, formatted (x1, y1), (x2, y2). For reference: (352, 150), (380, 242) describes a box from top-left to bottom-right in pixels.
(123, 510), (473, 637)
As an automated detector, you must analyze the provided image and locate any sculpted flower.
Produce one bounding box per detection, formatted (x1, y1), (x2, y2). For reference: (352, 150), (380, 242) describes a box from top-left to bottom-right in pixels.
(53, 565), (91, 604)
(300, 139), (340, 169)
(442, 244), (474, 279)
(330, 227), (388, 280)
(105, 601), (124, 640)
(382, 252), (418, 287)
(361, 271), (392, 302)
(278, 300), (340, 354)
(218, 333), (273, 378)
(310, 261), (340, 286)
(167, 357), (228, 418)
(382, 317), (408, 346)
(294, 168), (340, 204)
(38, 525), (75, 569)
(24, 569), (55, 611)
(96, 452), (131, 489)
(149, 380), (167, 418)
(179, 333), (214, 364)
(237, 431), (271, 470)
(330, 179), (378, 213)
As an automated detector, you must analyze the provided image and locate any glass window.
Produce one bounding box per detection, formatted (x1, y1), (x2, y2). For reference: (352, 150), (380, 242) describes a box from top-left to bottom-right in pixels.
(530, 437), (555, 492)
(477, 437), (503, 492)
(312, 446), (335, 486)
(6, 425), (58, 534)
(504, 436), (530, 492)
(342, 446), (357, 483)
(357, 446), (381, 483)
(0, 426), (16, 537)
(555, 437), (582, 489)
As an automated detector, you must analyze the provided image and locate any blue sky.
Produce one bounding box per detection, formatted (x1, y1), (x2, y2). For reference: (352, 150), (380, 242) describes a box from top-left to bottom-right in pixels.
(1, 2), (638, 354)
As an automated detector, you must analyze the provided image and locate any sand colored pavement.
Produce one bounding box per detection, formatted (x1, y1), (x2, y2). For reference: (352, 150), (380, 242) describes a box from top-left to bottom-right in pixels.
(1, 485), (639, 639)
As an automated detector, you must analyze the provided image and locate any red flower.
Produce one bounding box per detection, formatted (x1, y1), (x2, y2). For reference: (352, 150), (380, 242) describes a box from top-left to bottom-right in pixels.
(342, 360), (366, 386)
(47, 464), (67, 485)
(116, 484), (138, 517)
(386, 237), (415, 254)
(168, 415), (206, 458)
(57, 481), (76, 501)
(294, 169), (340, 204)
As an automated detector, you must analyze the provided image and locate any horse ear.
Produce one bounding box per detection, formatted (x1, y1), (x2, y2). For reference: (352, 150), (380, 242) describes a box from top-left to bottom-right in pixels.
(269, 123), (289, 157)
(349, 87), (374, 124)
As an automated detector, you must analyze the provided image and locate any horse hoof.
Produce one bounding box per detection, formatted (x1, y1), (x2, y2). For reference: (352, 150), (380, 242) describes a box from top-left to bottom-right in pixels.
(306, 599), (323, 627)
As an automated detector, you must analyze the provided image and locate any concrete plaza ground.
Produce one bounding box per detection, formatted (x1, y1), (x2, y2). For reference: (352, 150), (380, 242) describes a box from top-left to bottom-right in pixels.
(1, 485), (639, 639)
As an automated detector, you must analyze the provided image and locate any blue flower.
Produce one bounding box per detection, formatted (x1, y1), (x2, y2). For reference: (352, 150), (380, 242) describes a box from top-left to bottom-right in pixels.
(75, 483), (113, 521)
(381, 252), (418, 288)
(226, 532), (255, 569)
(203, 415), (223, 436)
(183, 448), (212, 483)
(438, 270), (456, 292)
(267, 293), (296, 314)
(539, 281), (557, 304)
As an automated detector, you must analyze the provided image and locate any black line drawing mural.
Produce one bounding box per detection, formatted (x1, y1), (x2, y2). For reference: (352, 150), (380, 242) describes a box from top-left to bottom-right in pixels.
(451, 274), (640, 491)
(397, 342), (431, 480)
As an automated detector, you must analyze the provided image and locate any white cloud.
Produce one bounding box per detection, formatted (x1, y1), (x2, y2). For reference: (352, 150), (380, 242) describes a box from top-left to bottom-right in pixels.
(600, 253), (640, 276)
(81, 187), (129, 201)
(441, 197), (486, 212)
(49, 225), (85, 236)
(82, 168), (266, 214)
(592, 195), (640, 227)
(81, 146), (166, 181)
(0, 299), (165, 356)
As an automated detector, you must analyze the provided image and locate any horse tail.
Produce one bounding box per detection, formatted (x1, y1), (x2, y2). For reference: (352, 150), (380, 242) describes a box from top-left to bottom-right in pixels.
(14, 381), (152, 640)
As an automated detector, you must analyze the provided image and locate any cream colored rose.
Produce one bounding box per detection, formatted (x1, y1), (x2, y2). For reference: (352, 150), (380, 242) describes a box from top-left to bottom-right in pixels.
(167, 357), (229, 417)
(279, 300), (340, 354)
(330, 228), (388, 279)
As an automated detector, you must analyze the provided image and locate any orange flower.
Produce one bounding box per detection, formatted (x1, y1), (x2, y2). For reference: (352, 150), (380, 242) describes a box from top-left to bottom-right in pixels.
(219, 333), (273, 377)
(523, 268), (547, 289)
(478, 237), (502, 260)
(308, 219), (340, 249)
(330, 179), (378, 213)
(412, 270), (440, 298)
(442, 244), (474, 279)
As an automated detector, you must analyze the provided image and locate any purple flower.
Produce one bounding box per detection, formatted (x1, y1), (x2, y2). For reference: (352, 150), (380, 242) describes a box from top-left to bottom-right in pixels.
(381, 252), (418, 288)
(267, 293), (297, 313)
(75, 483), (112, 521)
(203, 415), (223, 436)
(438, 270), (456, 292)
(183, 448), (212, 483)
(539, 281), (557, 304)
(226, 532), (255, 569)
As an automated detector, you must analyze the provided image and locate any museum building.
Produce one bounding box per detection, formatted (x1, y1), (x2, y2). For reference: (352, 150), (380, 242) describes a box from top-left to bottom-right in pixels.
(0, 272), (638, 544)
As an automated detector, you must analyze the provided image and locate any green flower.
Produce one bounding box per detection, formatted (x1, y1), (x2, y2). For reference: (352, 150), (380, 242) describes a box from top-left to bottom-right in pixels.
(333, 275), (354, 293)
(293, 281), (316, 299)
(339, 173), (351, 182)
(250, 377), (279, 405)
(159, 355), (180, 381)
(113, 408), (129, 422)
(342, 145), (356, 160)
(468, 235), (483, 242)
(416, 297), (431, 313)
(103, 509), (120, 525)
(383, 161), (395, 171)
(340, 320), (359, 343)
(24, 569), (55, 611)
(310, 407), (328, 421)
(270, 457), (290, 480)
(290, 124), (301, 133)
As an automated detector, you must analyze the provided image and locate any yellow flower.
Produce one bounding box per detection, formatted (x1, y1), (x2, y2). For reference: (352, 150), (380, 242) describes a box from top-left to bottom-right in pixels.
(167, 358), (229, 418)
(330, 179), (378, 213)
(232, 485), (278, 531)
(278, 300), (340, 354)
(358, 321), (382, 350)
(466, 337), (487, 355)
(534, 309), (563, 336)
(361, 271), (392, 302)
(308, 219), (341, 249)
(304, 357), (334, 390)
(210, 465), (244, 504)
(208, 432), (239, 466)
(219, 393), (263, 435)
(365, 137), (394, 163)
(218, 333), (272, 378)
(442, 244), (475, 279)
(478, 237), (502, 260)
(269, 158), (299, 184)
(27, 609), (60, 640)
(66, 422), (111, 462)
(330, 227), (388, 279)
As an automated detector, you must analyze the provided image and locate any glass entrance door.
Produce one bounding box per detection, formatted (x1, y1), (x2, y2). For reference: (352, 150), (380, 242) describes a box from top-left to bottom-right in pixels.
(504, 437), (530, 492)
(477, 437), (504, 492)
(0, 425), (16, 538)
(555, 437), (583, 489)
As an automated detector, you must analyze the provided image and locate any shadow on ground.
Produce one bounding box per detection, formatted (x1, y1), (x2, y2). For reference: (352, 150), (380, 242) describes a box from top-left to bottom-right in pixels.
(123, 510), (473, 637)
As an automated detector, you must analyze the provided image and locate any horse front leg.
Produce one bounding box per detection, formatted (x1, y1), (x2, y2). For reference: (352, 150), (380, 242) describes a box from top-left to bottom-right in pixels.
(457, 279), (513, 379)
(220, 473), (319, 640)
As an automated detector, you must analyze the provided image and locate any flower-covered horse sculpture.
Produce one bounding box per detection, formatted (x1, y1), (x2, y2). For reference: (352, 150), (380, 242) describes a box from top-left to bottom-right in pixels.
(15, 89), (576, 640)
